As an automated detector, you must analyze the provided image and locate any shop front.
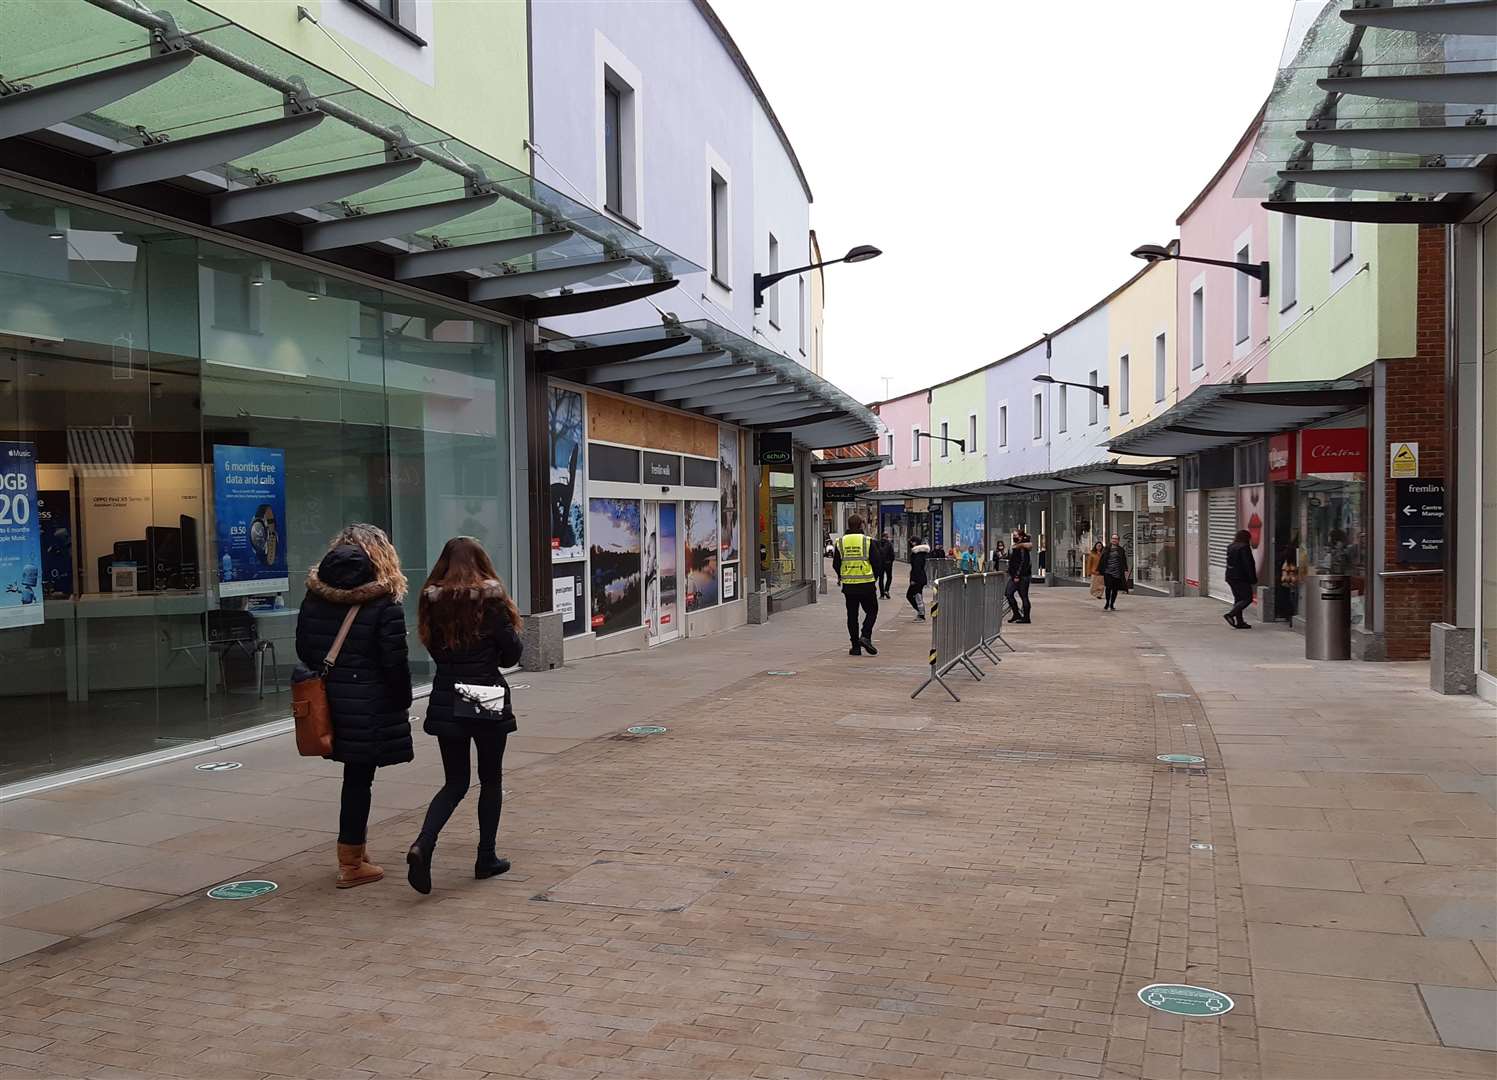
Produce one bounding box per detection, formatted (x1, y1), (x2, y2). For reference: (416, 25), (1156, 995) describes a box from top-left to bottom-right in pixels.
(986, 493), (1048, 578)
(1052, 487), (1108, 582)
(1108, 477), (1180, 593)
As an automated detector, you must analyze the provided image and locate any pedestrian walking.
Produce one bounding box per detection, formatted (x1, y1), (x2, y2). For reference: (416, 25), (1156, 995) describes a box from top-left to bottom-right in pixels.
(833, 515), (879, 656)
(405, 537), (524, 894)
(1224, 528), (1259, 630)
(992, 539), (1006, 569)
(295, 524), (413, 889)
(1098, 533), (1129, 611)
(907, 536), (930, 620)
(1085, 541), (1104, 600)
(959, 545), (978, 573)
(1005, 526), (1034, 623)
(873, 531), (896, 599)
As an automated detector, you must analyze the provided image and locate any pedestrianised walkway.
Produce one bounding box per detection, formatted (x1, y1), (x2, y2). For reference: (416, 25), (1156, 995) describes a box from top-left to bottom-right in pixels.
(0, 572), (1491, 1080)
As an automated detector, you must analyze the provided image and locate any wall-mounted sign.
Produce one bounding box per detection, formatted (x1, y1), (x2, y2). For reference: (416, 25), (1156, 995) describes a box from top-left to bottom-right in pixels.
(757, 432), (793, 466)
(1267, 433), (1297, 482)
(212, 445), (288, 597)
(0, 442), (43, 631)
(1396, 478), (1444, 565)
(1390, 440), (1419, 479)
(1301, 428), (1366, 475)
(823, 489), (859, 503)
(1146, 479), (1174, 510)
(643, 452), (682, 486)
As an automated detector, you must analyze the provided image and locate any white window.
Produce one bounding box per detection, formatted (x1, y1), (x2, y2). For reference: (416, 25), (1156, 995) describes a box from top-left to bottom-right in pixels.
(1190, 287), (1205, 370)
(1281, 214), (1298, 311)
(1118, 355), (1130, 416)
(1032, 393), (1043, 440)
(767, 233), (780, 328)
(967, 413), (977, 455)
(351, 0), (421, 39)
(1332, 219), (1354, 270)
(601, 67), (639, 221)
(939, 421), (950, 458)
(1234, 243), (1251, 345)
(709, 169), (729, 285)
(886, 432), (895, 459)
(1154, 333), (1167, 403)
(1057, 386), (1068, 433)
(998, 404), (1008, 448)
(1088, 370), (1100, 425)
(798, 277), (806, 351)
(911, 427), (920, 463)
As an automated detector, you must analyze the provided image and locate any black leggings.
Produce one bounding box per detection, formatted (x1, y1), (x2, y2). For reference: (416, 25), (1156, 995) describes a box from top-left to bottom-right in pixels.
(1104, 578), (1121, 608)
(417, 731), (508, 854)
(339, 762), (376, 845)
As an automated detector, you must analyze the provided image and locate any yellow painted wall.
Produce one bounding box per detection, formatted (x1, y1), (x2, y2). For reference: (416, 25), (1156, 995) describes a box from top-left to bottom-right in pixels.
(1105, 259), (1175, 462)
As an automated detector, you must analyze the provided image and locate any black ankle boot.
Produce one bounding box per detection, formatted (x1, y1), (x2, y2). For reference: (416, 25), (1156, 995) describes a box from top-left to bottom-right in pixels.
(406, 840), (433, 895)
(475, 852), (511, 879)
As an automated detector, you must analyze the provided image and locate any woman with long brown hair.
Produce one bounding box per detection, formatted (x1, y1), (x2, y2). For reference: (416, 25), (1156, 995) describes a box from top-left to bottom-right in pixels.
(406, 536), (524, 894)
(295, 523), (413, 888)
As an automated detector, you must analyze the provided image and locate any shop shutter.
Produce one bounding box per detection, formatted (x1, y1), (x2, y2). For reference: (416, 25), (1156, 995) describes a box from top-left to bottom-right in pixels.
(1204, 488), (1236, 602)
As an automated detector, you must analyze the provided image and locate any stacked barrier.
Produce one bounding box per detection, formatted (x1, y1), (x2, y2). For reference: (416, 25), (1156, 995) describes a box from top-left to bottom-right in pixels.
(979, 572), (1016, 656)
(912, 573), (999, 702)
(925, 557), (960, 581)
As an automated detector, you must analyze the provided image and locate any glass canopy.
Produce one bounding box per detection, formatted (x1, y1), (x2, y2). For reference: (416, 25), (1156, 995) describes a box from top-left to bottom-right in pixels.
(0, 0), (700, 291)
(1237, 0), (1496, 201)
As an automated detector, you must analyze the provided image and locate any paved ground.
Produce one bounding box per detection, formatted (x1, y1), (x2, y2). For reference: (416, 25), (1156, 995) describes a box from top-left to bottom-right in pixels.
(0, 569), (1491, 1080)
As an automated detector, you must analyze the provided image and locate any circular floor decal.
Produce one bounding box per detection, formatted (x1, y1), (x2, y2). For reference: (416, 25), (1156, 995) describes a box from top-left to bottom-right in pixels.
(625, 725), (668, 736)
(1156, 692), (1192, 700)
(1138, 983), (1234, 1017)
(1190, 842), (1215, 852)
(766, 671), (797, 676)
(207, 880), (277, 900)
(194, 761), (243, 772)
(1157, 754), (1206, 766)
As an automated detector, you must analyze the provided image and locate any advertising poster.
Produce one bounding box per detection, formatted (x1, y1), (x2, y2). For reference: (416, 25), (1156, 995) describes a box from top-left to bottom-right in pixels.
(212, 445), (288, 597)
(722, 563), (737, 603)
(549, 386), (586, 560)
(686, 500), (719, 610)
(952, 500), (985, 556)
(552, 562), (586, 638)
(589, 498), (641, 635)
(719, 428), (739, 562)
(36, 489), (74, 599)
(1238, 484), (1266, 581)
(0, 442), (43, 629)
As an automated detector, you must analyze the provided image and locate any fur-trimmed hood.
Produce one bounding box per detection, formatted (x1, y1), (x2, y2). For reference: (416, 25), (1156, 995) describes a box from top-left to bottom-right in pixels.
(910, 543), (931, 554)
(421, 579), (506, 602)
(306, 544), (393, 605)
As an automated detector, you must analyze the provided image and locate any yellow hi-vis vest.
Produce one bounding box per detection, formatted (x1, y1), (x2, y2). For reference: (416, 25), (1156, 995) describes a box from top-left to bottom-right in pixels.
(837, 533), (875, 585)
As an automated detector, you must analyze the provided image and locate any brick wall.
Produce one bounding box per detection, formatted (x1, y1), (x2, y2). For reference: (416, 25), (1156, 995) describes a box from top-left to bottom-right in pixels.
(1380, 225), (1446, 660)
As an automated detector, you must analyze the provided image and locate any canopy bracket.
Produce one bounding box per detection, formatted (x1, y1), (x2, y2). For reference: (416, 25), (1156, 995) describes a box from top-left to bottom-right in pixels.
(211, 156), (423, 226)
(96, 110), (325, 192)
(300, 192), (498, 252)
(0, 50), (194, 143)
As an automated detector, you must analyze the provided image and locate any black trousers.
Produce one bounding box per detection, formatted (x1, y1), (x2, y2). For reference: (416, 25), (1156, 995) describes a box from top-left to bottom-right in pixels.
(1005, 576), (1031, 619)
(1228, 581), (1254, 624)
(876, 566), (893, 596)
(907, 579), (926, 613)
(339, 762), (377, 845)
(843, 583), (878, 644)
(417, 731), (508, 855)
(1103, 577), (1121, 609)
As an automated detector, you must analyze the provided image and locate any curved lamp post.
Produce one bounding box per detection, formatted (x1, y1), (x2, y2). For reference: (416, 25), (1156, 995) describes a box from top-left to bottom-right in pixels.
(753, 244), (882, 309)
(1131, 242), (1269, 298)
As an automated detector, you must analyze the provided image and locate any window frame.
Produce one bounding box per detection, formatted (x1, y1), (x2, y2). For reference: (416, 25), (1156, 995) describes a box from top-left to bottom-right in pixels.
(342, 0), (427, 46)
(939, 419), (950, 458)
(766, 232), (780, 329)
(886, 432), (895, 460)
(603, 83), (624, 217)
(1118, 354), (1130, 416)
(1189, 278), (1206, 378)
(1032, 392), (1044, 442)
(1233, 236), (1252, 348)
(1332, 218), (1355, 272)
(1154, 332), (1167, 404)
(967, 412), (977, 456)
(911, 426), (921, 464)
(1087, 370), (1100, 426)
(1280, 213), (1299, 314)
(1057, 384), (1068, 433)
(997, 402), (1008, 449)
(705, 149), (732, 291)
(596, 45), (644, 227)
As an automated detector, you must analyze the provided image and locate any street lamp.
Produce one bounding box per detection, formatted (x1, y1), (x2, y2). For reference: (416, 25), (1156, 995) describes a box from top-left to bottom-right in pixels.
(1131, 242), (1270, 298)
(753, 244), (882, 309)
(1033, 373), (1109, 408)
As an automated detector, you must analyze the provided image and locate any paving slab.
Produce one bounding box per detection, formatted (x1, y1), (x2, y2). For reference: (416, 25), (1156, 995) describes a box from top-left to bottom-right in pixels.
(1249, 922), (1496, 986)
(1419, 985), (1497, 1051)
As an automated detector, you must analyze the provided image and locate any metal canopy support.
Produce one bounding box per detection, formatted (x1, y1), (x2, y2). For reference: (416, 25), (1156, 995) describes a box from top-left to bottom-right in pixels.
(726, 400), (825, 424)
(467, 258), (631, 302)
(300, 193), (497, 252)
(583, 349), (726, 384)
(394, 230), (575, 279)
(95, 111), (324, 191)
(1263, 198), (1470, 224)
(1317, 72), (1497, 106)
(0, 50), (193, 143)
(535, 334), (687, 375)
(1297, 125), (1497, 157)
(1279, 166), (1495, 195)
(504, 279), (675, 319)
(211, 156), (422, 225)
(669, 379), (793, 409)
(623, 363), (757, 394)
(1341, 0), (1497, 35)
(755, 409), (846, 430)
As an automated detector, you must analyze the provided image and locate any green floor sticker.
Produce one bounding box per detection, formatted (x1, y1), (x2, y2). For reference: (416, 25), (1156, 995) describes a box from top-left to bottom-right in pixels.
(1138, 983), (1234, 1017)
(1157, 753), (1206, 765)
(625, 725), (668, 735)
(207, 880), (277, 900)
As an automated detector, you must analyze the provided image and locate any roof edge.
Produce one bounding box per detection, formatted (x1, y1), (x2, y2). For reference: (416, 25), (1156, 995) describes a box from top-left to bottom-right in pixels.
(1176, 101), (1268, 225)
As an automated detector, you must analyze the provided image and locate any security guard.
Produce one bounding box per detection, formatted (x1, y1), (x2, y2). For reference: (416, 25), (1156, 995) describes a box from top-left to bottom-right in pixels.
(832, 515), (879, 656)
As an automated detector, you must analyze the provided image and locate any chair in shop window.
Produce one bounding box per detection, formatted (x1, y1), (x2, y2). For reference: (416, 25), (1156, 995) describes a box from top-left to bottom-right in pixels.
(204, 609), (281, 698)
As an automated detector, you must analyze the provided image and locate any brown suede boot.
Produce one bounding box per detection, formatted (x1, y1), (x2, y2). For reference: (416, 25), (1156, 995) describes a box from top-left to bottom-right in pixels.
(336, 843), (383, 888)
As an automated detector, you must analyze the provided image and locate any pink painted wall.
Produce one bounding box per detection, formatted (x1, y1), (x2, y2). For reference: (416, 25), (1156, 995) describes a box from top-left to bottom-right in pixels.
(1176, 122), (1271, 395)
(873, 391), (930, 493)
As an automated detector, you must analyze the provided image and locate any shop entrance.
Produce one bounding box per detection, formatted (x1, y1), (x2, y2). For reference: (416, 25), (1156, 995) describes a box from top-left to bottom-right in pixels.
(1204, 488), (1236, 602)
(642, 501), (680, 647)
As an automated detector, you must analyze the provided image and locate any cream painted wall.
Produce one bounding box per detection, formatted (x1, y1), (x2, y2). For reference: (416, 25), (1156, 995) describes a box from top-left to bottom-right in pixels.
(1106, 259), (1175, 455)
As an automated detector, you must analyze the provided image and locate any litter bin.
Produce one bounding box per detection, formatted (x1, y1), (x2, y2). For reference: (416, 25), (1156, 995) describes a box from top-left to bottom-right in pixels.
(1304, 574), (1351, 660)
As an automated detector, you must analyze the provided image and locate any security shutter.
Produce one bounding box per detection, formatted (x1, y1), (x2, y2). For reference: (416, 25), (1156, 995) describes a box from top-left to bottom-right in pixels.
(1204, 488), (1236, 602)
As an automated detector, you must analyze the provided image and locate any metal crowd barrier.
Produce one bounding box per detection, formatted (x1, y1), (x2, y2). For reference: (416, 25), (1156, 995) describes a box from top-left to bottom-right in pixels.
(979, 572), (1016, 656)
(912, 573), (1002, 702)
(926, 557), (959, 581)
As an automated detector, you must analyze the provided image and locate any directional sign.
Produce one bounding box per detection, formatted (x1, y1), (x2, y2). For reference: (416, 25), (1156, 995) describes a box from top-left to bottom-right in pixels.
(1137, 983), (1234, 1017)
(1396, 478), (1444, 565)
(1398, 529), (1444, 565)
(207, 880), (277, 900)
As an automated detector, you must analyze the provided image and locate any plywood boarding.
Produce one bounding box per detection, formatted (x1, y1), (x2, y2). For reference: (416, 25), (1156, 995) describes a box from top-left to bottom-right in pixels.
(587, 392), (718, 458)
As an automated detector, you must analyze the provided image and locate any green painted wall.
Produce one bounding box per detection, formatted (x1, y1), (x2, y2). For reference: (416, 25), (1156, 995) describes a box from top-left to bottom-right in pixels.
(929, 371), (988, 486)
(194, 0), (530, 168)
(1266, 217), (1417, 380)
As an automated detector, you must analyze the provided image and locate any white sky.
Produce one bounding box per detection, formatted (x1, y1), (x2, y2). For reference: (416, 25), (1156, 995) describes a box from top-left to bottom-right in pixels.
(709, 0), (1296, 405)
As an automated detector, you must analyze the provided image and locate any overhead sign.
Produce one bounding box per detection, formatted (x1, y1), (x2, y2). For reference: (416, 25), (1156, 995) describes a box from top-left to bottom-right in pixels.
(1147, 479), (1174, 510)
(1267, 433), (1297, 483)
(823, 489), (860, 503)
(756, 432), (793, 466)
(1137, 983), (1234, 1017)
(1396, 478), (1444, 565)
(1390, 441), (1419, 479)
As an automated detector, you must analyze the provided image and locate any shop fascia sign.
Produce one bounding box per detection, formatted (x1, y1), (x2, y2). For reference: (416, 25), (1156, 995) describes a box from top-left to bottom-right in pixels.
(1267, 433), (1296, 482)
(1300, 428), (1366, 475)
(757, 432), (793, 466)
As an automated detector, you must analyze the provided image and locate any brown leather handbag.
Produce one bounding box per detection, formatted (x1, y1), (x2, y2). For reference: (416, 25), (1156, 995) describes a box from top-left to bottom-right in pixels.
(291, 605), (361, 757)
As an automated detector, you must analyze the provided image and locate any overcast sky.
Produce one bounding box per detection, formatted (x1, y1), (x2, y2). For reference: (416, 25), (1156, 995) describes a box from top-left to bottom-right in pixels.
(709, 0), (1295, 405)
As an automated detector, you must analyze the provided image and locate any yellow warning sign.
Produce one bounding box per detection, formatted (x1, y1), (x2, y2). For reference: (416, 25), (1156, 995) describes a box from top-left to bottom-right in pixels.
(1390, 441), (1419, 479)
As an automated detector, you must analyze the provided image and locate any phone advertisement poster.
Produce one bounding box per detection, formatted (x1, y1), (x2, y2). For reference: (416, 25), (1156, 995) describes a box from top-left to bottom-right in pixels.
(0, 442), (44, 629)
(213, 445), (288, 597)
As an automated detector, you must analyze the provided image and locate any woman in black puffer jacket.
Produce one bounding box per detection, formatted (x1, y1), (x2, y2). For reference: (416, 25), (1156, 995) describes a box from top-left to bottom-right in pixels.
(295, 524), (413, 888)
(405, 536), (524, 894)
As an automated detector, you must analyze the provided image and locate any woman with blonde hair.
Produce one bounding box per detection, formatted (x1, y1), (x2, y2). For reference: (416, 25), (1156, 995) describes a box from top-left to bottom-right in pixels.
(295, 523), (413, 888)
(405, 536), (523, 894)
(1085, 541), (1105, 600)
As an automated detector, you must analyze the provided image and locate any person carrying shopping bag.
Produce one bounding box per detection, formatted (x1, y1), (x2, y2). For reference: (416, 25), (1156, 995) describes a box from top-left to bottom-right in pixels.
(295, 524), (413, 888)
(406, 536), (524, 894)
